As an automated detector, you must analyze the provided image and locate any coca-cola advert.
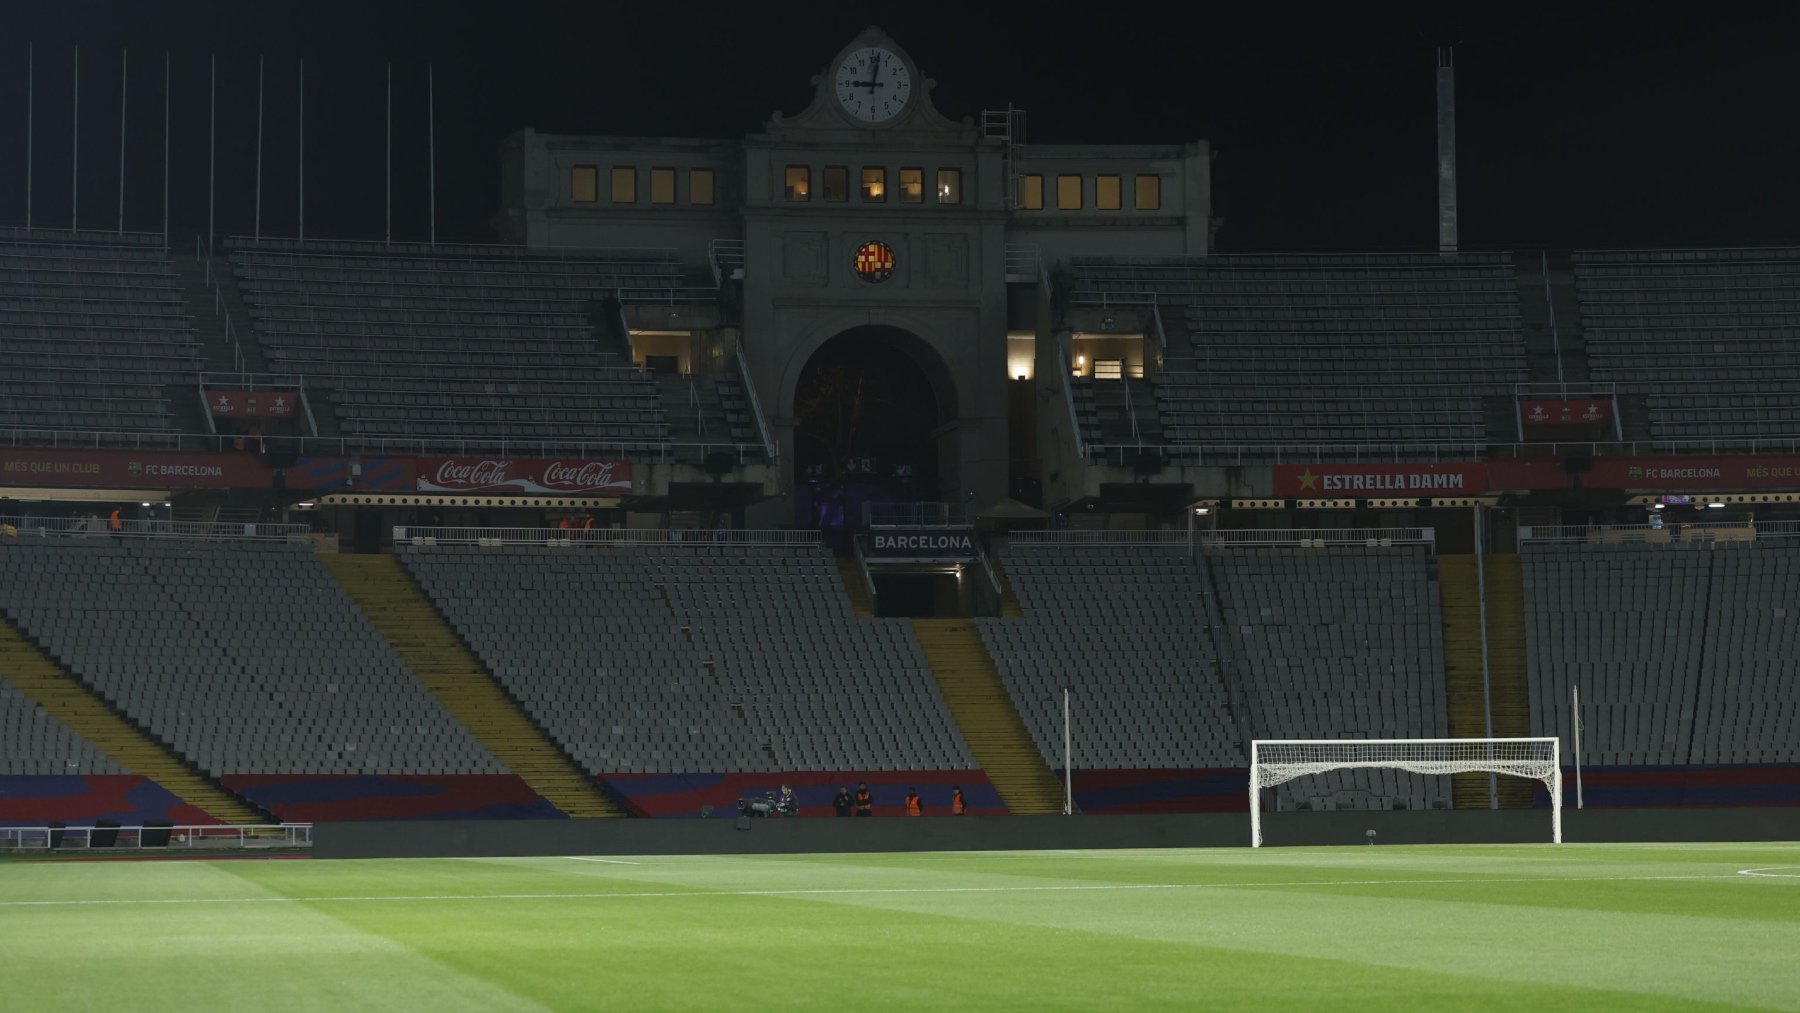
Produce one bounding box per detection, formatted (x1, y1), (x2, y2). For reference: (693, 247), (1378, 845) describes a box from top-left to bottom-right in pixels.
(415, 457), (633, 496)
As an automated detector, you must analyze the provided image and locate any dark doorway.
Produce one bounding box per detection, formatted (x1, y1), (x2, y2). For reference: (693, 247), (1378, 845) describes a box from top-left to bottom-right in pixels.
(352, 509), (385, 553)
(872, 572), (964, 618)
(794, 326), (952, 531)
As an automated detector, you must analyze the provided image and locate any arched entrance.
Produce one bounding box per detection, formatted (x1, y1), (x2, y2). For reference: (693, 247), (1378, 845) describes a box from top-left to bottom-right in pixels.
(792, 325), (956, 530)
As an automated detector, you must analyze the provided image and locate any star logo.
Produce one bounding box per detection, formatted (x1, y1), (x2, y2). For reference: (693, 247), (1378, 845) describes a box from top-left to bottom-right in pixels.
(1296, 469), (1319, 491)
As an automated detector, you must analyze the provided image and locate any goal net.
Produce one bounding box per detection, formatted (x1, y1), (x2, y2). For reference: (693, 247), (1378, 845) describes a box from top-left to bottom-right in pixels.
(1249, 738), (1562, 847)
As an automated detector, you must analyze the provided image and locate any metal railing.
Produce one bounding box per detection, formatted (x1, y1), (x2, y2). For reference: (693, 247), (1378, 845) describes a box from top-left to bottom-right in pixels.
(1518, 520), (1799, 544)
(1059, 334), (1088, 459)
(391, 526), (821, 547)
(1200, 527), (1436, 549)
(709, 238), (745, 285)
(1513, 382), (1617, 398)
(0, 427), (766, 463)
(227, 234), (683, 264)
(0, 823), (312, 851)
(1083, 441), (1490, 467)
(2, 515), (311, 542)
(612, 291), (636, 362)
(1007, 527), (1437, 549)
(198, 371), (308, 391)
(975, 546), (1005, 598)
(1010, 530), (1191, 547)
(1069, 289), (1159, 311)
(196, 233), (247, 377)
(864, 502), (970, 527)
(733, 345), (778, 459)
(1004, 243), (1041, 279)
(617, 285), (723, 305)
(852, 536), (878, 604)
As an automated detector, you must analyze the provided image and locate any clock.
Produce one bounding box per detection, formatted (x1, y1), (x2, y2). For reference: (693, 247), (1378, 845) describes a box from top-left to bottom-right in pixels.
(833, 46), (912, 125)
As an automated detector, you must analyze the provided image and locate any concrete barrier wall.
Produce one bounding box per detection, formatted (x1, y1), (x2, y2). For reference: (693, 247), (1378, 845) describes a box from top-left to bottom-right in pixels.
(315, 806), (1800, 859)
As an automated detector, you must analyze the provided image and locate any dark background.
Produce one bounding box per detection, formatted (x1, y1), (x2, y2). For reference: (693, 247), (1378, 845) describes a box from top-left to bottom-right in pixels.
(1, 1), (1794, 250)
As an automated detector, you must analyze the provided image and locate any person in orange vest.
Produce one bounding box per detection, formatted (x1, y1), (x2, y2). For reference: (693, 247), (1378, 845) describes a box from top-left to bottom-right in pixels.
(108, 507), (123, 538)
(853, 782), (873, 817)
(904, 787), (922, 817)
(557, 516), (571, 533)
(951, 785), (967, 816)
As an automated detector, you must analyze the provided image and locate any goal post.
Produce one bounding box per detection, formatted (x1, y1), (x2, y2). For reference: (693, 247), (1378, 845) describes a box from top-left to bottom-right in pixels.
(1249, 738), (1562, 847)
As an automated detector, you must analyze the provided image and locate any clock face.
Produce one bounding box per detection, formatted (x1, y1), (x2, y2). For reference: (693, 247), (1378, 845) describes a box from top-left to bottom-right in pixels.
(834, 46), (912, 125)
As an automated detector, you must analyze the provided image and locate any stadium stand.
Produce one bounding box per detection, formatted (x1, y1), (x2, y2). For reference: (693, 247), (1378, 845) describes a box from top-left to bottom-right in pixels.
(0, 675), (119, 777)
(400, 542), (979, 814)
(0, 539), (556, 821)
(1068, 254), (1526, 457)
(1210, 546), (1451, 811)
(0, 674), (219, 824)
(1574, 248), (1800, 447)
(0, 228), (200, 444)
(978, 541), (1245, 812)
(228, 241), (674, 452)
(1526, 541), (1800, 769)
(1522, 543), (1704, 767)
(1696, 545), (1800, 765)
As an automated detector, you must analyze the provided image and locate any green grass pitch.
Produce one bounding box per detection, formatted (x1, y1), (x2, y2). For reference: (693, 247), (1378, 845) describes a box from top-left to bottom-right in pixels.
(4, 844), (1799, 1010)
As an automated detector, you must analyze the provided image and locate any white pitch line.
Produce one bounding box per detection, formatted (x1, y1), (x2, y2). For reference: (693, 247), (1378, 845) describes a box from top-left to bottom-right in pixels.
(0, 872), (1762, 909)
(563, 857), (641, 865)
(1738, 867), (1800, 878)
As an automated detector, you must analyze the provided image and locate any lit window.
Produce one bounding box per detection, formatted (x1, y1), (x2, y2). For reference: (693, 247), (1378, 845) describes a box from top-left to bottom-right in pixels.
(936, 168), (962, 205)
(1057, 175), (1082, 210)
(1135, 174), (1161, 211)
(690, 168), (715, 205)
(861, 167), (887, 202)
(899, 168), (924, 203)
(572, 165), (598, 204)
(611, 167), (636, 204)
(650, 167), (676, 205)
(1096, 174), (1122, 211)
(823, 166), (849, 203)
(785, 166), (810, 201)
(1019, 174), (1044, 210)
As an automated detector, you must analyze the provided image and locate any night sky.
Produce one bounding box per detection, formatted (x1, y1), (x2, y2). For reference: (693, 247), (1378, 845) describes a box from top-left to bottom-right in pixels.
(1, 2), (1795, 251)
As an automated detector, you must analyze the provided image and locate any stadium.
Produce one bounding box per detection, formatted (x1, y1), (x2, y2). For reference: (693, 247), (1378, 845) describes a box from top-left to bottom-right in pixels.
(3, 8), (1799, 1009)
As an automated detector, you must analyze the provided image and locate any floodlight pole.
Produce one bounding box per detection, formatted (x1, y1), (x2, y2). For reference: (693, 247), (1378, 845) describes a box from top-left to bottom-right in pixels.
(297, 59), (304, 241)
(161, 51), (169, 248)
(71, 45), (78, 229)
(24, 42), (32, 230)
(1061, 686), (1073, 816)
(254, 55), (263, 240)
(117, 47), (126, 234)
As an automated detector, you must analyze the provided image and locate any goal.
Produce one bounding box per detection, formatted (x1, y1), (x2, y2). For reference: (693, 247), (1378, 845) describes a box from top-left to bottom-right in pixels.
(1249, 738), (1562, 847)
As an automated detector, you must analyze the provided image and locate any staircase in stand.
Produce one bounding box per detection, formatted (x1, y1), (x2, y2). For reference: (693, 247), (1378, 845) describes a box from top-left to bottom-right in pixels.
(1438, 554), (1535, 809)
(321, 554), (623, 818)
(910, 618), (1063, 814)
(0, 615), (265, 824)
(1482, 554), (1535, 808)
